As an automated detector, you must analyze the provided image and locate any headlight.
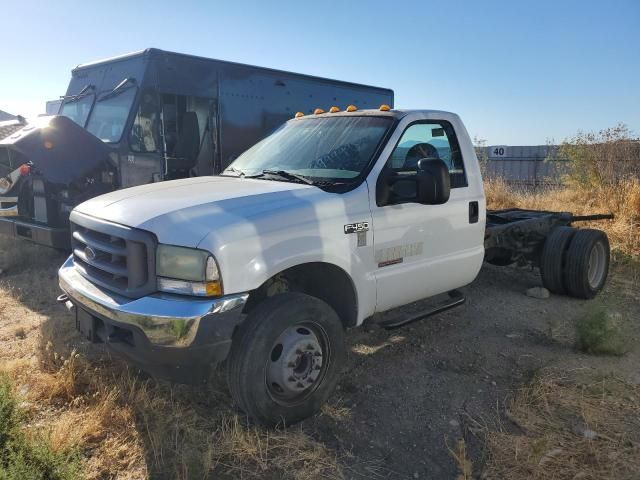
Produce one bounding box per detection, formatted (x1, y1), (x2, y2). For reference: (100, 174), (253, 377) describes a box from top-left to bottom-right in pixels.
(156, 245), (222, 297)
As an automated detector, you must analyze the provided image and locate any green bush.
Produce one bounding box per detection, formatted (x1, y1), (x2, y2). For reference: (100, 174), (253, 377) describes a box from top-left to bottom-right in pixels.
(0, 375), (83, 480)
(576, 310), (626, 356)
(559, 123), (640, 188)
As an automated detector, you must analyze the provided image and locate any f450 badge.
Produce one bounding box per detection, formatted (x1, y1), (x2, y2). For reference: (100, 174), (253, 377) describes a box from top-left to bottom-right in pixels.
(344, 222), (369, 234)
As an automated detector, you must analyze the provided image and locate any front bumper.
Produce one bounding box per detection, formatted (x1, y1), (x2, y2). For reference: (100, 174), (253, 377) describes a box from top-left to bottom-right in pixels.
(0, 216), (69, 249)
(58, 256), (248, 382)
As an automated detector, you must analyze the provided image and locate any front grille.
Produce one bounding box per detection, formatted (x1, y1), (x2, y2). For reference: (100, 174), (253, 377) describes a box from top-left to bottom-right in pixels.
(70, 211), (157, 298)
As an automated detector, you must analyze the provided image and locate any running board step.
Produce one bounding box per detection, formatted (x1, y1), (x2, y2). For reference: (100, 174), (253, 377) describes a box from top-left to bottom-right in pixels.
(379, 290), (466, 330)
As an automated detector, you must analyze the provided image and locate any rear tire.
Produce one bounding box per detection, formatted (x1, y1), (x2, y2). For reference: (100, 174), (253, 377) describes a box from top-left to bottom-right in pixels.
(226, 292), (345, 426)
(540, 226), (576, 294)
(564, 229), (610, 299)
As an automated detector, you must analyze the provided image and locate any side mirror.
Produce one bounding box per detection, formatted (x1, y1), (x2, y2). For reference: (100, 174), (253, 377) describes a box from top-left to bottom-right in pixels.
(375, 157), (451, 207)
(416, 158), (450, 204)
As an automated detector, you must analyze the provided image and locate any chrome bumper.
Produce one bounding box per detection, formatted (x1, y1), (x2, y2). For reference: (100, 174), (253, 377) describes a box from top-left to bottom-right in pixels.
(58, 255), (248, 347)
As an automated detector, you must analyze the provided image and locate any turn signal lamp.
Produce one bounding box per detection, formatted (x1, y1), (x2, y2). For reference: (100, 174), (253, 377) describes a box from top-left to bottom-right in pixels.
(205, 281), (223, 296)
(329, 106), (340, 113)
(313, 108), (325, 115)
(379, 104), (391, 111)
(294, 111), (304, 118)
(19, 164), (31, 176)
(346, 105), (357, 112)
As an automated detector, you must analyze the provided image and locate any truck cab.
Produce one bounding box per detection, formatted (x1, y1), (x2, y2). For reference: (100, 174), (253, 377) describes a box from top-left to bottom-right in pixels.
(58, 106), (486, 425)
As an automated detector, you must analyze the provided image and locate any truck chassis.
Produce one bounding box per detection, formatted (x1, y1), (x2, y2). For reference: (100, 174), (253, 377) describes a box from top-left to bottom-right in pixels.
(485, 208), (612, 266)
(484, 208), (613, 298)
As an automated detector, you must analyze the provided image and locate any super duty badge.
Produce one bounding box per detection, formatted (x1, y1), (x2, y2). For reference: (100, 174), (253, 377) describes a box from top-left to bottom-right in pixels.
(344, 222), (369, 234)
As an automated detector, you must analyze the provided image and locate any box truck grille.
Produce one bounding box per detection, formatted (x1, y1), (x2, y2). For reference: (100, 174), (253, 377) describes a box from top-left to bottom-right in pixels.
(70, 213), (157, 298)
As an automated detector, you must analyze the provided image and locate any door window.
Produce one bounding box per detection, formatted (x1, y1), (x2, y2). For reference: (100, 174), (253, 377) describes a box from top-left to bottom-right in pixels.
(386, 121), (467, 188)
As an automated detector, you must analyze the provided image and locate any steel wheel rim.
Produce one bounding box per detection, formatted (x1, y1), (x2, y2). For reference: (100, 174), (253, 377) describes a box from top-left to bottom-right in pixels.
(587, 241), (606, 289)
(265, 322), (331, 406)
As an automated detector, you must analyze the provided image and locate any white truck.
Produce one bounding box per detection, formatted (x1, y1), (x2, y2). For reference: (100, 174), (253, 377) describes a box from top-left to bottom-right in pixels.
(58, 106), (611, 425)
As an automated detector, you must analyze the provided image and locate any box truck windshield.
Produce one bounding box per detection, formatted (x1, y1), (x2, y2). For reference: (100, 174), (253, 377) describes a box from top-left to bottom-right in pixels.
(59, 93), (94, 127)
(85, 86), (137, 143)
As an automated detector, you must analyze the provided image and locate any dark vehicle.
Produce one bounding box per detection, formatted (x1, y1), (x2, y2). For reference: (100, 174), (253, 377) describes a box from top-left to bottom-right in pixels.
(0, 48), (393, 248)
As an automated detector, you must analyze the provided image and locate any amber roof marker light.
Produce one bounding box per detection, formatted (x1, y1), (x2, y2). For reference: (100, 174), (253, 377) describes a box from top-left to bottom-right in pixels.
(346, 105), (357, 112)
(329, 106), (340, 113)
(379, 104), (391, 111)
(313, 108), (325, 115)
(294, 112), (305, 118)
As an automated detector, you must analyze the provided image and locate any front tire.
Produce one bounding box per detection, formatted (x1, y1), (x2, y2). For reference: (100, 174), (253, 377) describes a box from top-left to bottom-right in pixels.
(226, 292), (345, 426)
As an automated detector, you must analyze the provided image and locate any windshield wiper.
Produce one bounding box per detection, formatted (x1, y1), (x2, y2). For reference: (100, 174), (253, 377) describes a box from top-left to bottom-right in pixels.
(60, 84), (95, 103)
(99, 78), (137, 102)
(247, 169), (315, 185)
(223, 166), (245, 177)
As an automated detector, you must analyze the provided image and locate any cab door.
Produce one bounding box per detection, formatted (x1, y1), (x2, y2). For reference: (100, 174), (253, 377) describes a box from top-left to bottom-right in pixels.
(369, 116), (485, 312)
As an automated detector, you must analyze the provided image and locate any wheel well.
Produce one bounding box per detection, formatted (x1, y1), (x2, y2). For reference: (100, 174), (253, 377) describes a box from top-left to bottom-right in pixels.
(245, 263), (358, 328)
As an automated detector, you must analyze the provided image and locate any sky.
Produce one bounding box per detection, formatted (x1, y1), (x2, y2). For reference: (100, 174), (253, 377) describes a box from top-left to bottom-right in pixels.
(1, 0), (638, 145)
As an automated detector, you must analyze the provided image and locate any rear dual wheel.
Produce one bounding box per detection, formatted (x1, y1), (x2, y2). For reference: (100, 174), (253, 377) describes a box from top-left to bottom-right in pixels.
(564, 229), (610, 298)
(541, 227), (609, 299)
(226, 292), (345, 426)
(540, 226), (575, 294)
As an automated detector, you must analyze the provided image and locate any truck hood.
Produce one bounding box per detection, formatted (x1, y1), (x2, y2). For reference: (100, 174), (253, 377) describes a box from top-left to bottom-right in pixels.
(74, 176), (323, 246)
(0, 115), (111, 186)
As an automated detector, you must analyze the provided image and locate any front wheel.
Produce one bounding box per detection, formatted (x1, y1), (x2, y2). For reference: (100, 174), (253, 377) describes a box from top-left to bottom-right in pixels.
(226, 292), (345, 426)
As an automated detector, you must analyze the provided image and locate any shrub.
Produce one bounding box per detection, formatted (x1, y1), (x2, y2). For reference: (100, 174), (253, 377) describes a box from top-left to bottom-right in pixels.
(0, 375), (83, 480)
(559, 123), (640, 188)
(576, 309), (626, 356)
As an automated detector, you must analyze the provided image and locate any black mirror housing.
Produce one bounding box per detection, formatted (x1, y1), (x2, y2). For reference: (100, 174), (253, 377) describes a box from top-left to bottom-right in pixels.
(416, 158), (450, 204)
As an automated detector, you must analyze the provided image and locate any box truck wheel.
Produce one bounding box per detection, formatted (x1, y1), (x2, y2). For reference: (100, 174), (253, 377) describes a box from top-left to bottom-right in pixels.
(540, 226), (576, 294)
(563, 229), (610, 299)
(226, 292), (345, 426)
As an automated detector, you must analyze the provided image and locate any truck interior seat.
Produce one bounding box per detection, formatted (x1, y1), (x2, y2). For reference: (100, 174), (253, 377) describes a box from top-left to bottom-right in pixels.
(173, 112), (201, 169)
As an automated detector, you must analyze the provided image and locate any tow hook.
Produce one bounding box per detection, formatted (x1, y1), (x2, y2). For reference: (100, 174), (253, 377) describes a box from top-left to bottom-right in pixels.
(56, 293), (75, 312)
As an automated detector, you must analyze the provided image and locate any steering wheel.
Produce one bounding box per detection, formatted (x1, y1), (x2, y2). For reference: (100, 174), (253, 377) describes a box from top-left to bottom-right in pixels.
(404, 143), (439, 170)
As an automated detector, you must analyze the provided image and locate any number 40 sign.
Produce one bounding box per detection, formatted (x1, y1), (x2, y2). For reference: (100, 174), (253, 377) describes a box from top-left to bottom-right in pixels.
(489, 145), (508, 158)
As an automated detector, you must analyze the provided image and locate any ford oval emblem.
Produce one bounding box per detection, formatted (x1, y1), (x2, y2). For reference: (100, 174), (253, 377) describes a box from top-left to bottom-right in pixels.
(84, 246), (97, 261)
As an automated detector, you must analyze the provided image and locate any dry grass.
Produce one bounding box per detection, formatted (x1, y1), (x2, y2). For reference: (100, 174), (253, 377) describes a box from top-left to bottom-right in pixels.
(484, 177), (640, 257)
(483, 371), (640, 480)
(3, 324), (345, 480)
(447, 439), (472, 480)
(0, 237), (344, 480)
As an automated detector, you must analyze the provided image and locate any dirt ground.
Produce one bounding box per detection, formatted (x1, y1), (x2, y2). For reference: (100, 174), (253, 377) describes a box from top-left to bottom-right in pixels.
(324, 261), (639, 478)
(0, 239), (638, 479)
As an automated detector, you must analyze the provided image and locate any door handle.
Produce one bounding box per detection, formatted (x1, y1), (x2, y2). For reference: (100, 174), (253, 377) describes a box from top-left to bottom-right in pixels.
(469, 201), (479, 224)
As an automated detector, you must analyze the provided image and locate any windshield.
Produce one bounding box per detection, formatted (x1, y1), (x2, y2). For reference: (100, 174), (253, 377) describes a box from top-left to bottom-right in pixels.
(60, 94), (94, 127)
(226, 116), (391, 181)
(86, 87), (137, 143)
